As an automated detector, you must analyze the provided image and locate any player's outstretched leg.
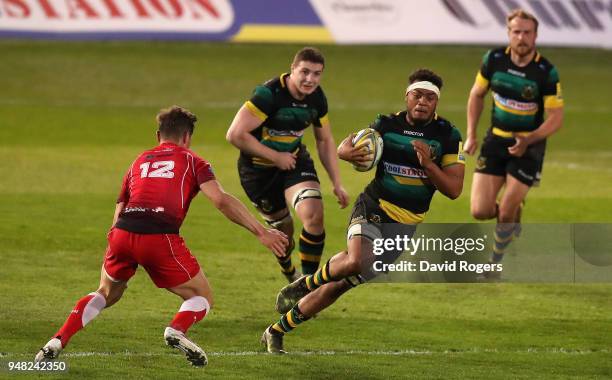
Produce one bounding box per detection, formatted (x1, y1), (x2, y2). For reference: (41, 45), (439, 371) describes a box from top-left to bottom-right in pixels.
(35, 269), (126, 363)
(165, 272), (212, 367)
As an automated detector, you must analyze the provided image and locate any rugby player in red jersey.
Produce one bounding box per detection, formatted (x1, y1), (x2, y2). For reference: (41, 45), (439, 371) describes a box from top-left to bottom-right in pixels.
(35, 106), (287, 367)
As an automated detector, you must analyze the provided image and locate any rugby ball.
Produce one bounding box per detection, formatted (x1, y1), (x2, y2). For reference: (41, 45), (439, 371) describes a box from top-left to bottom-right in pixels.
(351, 128), (383, 172)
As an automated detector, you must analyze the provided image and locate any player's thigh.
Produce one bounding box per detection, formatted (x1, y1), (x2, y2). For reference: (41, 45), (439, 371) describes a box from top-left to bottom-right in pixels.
(167, 270), (214, 305)
(470, 173), (505, 218)
(498, 175), (530, 222)
(283, 150), (321, 213)
(238, 162), (287, 215)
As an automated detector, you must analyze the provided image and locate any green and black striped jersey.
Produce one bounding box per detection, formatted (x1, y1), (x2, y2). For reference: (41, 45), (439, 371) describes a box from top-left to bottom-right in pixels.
(365, 111), (465, 224)
(242, 73), (329, 167)
(475, 47), (563, 136)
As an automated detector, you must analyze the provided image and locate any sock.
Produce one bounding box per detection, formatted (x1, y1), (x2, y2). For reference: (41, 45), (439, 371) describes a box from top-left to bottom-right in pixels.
(299, 229), (325, 275)
(169, 296), (210, 333)
(304, 259), (334, 291)
(277, 238), (296, 276)
(271, 304), (311, 334)
(55, 292), (106, 347)
(490, 223), (515, 263)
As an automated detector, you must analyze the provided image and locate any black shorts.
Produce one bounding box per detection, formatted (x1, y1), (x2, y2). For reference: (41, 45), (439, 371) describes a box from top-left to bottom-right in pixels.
(238, 146), (319, 214)
(346, 193), (416, 282)
(475, 131), (546, 187)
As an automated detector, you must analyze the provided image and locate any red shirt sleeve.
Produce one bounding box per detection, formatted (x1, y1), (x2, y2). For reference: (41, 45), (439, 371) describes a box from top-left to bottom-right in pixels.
(117, 169), (131, 203)
(193, 154), (216, 185)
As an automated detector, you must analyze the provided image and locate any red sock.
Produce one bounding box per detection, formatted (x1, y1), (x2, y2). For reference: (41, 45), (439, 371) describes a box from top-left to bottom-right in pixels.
(169, 296), (210, 333)
(55, 292), (106, 347)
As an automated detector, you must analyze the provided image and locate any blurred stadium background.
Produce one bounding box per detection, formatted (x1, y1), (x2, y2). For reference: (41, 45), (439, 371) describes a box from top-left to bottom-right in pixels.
(1, 0), (611, 378)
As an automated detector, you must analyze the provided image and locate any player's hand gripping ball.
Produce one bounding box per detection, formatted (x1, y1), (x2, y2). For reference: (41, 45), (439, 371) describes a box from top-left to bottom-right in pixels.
(351, 128), (384, 172)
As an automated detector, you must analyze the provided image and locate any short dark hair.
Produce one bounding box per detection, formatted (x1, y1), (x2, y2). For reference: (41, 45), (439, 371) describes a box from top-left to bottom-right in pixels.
(507, 9), (539, 32)
(408, 68), (443, 90)
(156, 106), (197, 139)
(292, 47), (325, 67)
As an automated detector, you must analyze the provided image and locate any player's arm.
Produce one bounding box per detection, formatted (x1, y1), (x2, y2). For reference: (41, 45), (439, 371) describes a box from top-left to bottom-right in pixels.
(313, 122), (349, 208)
(111, 202), (125, 226)
(199, 179), (288, 257)
(226, 104), (296, 170)
(112, 169), (130, 227)
(465, 77), (488, 156)
(412, 140), (464, 200)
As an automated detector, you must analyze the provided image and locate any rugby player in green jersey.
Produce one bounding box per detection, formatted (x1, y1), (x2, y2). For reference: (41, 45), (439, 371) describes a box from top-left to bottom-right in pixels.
(261, 69), (465, 353)
(227, 47), (349, 282)
(464, 9), (564, 278)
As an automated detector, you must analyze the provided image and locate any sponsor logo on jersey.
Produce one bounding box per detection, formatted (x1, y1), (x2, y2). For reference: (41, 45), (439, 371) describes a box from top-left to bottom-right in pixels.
(493, 92), (538, 113)
(458, 142), (465, 162)
(383, 162), (427, 179)
(267, 128), (304, 137)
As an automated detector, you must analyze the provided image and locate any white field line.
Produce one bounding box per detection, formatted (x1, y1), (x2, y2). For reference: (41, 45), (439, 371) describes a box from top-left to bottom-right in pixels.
(0, 98), (611, 114)
(2, 348), (609, 358)
(546, 161), (612, 173)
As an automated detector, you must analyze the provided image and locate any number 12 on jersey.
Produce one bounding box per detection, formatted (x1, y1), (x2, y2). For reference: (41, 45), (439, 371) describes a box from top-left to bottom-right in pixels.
(140, 161), (175, 178)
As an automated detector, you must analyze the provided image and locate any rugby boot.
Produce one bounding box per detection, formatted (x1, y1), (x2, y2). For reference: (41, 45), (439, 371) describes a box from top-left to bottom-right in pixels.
(260, 327), (286, 354)
(164, 326), (208, 367)
(34, 338), (63, 363)
(275, 276), (310, 314)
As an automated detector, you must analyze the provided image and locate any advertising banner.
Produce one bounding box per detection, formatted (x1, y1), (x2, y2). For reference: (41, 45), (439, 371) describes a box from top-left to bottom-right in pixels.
(0, 0), (610, 47)
(311, 0), (612, 48)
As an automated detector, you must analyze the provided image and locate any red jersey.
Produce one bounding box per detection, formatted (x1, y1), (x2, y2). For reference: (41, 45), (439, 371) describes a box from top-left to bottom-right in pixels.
(115, 142), (215, 234)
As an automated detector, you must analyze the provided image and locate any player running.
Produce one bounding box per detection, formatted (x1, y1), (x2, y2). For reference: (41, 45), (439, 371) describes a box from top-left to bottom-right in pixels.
(463, 9), (564, 278)
(35, 106), (287, 367)
(261, 69), (465, 353)
(226, 47), (349, 282)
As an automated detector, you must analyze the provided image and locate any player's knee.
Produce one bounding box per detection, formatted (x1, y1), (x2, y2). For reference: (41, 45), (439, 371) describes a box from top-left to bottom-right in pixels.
(344, 255), (362, 277)
(471, 204), (496, 220)
(301, 208), (324, 233)
(98, 283), (127, 308)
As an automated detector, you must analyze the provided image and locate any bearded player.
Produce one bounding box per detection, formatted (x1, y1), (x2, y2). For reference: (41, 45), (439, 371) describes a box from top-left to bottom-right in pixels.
(463, 9), (564, 278)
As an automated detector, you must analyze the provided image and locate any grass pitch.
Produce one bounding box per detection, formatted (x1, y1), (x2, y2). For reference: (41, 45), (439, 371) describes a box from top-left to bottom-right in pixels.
(0, 41), (611, 379)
